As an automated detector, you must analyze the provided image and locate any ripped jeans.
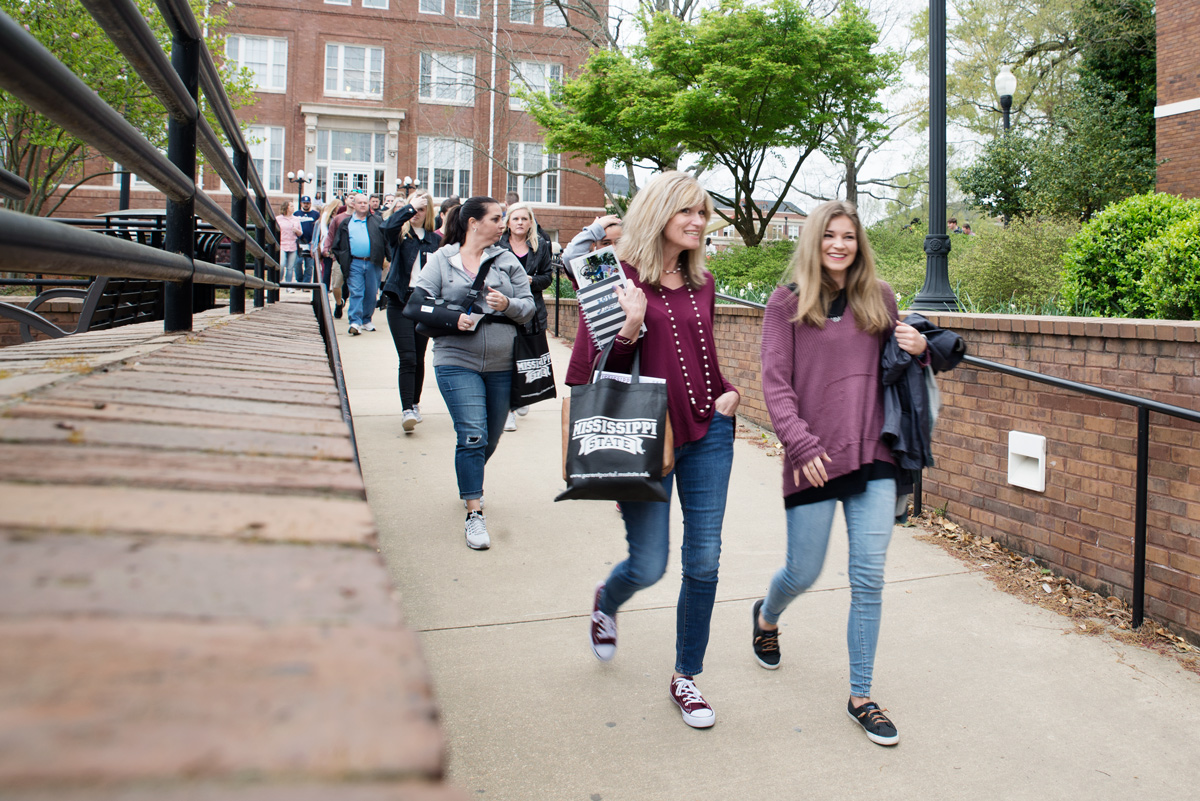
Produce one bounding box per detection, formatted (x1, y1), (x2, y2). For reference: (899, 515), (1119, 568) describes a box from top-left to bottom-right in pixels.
(434, 365), (512, 500)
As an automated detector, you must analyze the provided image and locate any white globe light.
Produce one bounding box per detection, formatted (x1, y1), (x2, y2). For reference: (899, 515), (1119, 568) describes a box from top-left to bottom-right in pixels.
(286, 171), (295, 180)
(995, 66), (1017, 98)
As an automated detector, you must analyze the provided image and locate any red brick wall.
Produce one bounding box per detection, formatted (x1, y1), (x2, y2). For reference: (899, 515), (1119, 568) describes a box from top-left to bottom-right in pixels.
(556, 301), (1200, 642)
(0, 297), (84, 346)
(1156, 0), (1200, 197)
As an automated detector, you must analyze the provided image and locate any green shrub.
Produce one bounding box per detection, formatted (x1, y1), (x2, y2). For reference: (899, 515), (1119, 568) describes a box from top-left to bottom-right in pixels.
(1063, 192), (1200, 317)
(707, 240), (795, 293)
(951, 216), (1077, 308)
(1143, 214), (1200, 320)
(867, 221), (929, 303)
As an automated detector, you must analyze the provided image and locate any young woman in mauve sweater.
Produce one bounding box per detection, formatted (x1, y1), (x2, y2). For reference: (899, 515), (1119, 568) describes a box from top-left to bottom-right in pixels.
(565, 171), (740, 730)
(752, 200), (928, 747)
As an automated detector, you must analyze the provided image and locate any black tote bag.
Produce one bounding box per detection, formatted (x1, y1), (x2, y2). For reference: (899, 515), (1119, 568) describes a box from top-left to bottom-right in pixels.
(511, 330), (557, 407)
(556, 340), (673, 503)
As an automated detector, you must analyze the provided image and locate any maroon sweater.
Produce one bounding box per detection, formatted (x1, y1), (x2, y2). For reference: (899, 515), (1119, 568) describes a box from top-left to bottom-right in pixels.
(761, 281), (899, 497)
(565, 264), (738, 447)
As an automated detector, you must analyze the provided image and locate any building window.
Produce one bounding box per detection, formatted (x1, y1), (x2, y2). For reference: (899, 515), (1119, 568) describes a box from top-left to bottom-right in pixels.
(417, 137), (472, 200)
(456, 0), (478, 17)
(420, 0), (444, 13)
(325, 0), (350, 5)
(510, 0), (534, 23)
(324, 43), (384, 98)
(507, 142), (558, 204)
(543, 0), (566, 27)
(509, 61), (562, 110)
(419, 53), (476, 106)
(363, 0), (388, 7)
(225, 35), (288, 92)
(247, 125), (285, 192)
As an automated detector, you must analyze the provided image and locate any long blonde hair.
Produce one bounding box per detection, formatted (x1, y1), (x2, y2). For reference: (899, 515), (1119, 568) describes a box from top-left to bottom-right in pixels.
(504, 202), (540, 252)
(400, 190), (436, 239)
(616, 171), (712, 289)
(787, 200), (890, 334)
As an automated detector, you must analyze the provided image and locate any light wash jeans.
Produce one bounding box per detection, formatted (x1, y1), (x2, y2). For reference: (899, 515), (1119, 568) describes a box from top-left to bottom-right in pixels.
(434, 365), (512, 500)
(281, 249), (299, 283)
(346, 257), (381, 328)
(599, 410), (735, 677)
(761, 476), (896, 698)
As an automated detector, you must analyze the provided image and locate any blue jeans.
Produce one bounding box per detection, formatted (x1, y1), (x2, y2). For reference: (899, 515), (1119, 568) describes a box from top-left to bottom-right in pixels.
(599, 411), (735, 677)
(762, 477), (896, 698)
(434, 366), (513, 500)
(281, 249), (298, 283)
(346, 257), (381, 328)
(296, 250), (315, 283)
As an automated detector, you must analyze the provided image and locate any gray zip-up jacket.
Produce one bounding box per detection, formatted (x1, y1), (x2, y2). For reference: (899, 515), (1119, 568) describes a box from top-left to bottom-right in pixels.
(415, 242), (536, 371)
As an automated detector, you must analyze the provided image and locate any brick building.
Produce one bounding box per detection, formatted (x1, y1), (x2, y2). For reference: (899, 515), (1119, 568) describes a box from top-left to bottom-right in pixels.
(1156, 0), (1200, 197)
(58, 0), (608, 243)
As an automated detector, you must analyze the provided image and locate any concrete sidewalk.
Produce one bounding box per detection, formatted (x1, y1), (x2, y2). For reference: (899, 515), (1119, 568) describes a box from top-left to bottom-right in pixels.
(338, 313), (1200, 801)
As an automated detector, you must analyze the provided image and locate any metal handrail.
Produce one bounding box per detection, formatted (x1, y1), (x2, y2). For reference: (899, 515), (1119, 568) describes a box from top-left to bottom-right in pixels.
(0, 167), (31, 202)
(704, 291), (1198, 630)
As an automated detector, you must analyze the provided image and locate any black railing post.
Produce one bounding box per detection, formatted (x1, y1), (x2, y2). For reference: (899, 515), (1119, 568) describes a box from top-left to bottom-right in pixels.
(268, 215), (280, 304)
(229, 149), (248, 314)
(553, 260), (561, 337)
(163, 31), (199, 332)
(1132, 405), (1150, 628)
(254, 195), (266, 308)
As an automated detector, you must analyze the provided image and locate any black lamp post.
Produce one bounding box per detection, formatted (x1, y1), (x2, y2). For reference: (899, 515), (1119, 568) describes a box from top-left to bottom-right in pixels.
(396, 174), (421, 198)
(286, 169), (309, 205)
(910, 0), (958, 311)
(996, 65), (1016, 131)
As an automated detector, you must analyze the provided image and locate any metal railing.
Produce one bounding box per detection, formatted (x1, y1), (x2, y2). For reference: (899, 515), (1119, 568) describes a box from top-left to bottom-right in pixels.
(704, 292), (1200, 631)
(0, 0), (283, 330)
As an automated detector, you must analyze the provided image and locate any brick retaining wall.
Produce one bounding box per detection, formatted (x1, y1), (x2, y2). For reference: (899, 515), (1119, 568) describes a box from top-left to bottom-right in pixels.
(550, 296), (1200, 642)
(0, 296), (84, 346)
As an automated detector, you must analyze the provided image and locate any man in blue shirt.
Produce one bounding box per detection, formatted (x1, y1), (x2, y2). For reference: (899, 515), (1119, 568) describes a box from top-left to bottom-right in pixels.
(293, 195), (321, 283)
(331, 193), (388, 335)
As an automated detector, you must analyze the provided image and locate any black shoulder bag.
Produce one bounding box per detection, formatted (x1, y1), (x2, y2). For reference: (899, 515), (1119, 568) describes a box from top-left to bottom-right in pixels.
(401, 258), (492, 338)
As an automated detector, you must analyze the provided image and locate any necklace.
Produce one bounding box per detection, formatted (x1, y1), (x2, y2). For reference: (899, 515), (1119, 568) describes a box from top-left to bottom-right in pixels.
(659, 286), (714, 414)
(663, 266), (681, 275)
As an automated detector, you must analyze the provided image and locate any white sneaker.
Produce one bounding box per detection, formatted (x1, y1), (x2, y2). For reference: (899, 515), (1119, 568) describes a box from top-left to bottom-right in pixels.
(590, 583), (616, 662)
(504, 411), (517, 431)
(402, 409), (419, 432)
(347, 324), (361, 336)
(515, 406), (529, 417)
(411, 404), (423, 422)
(464, 510), (490, 550)
(362, 322), (376, 332)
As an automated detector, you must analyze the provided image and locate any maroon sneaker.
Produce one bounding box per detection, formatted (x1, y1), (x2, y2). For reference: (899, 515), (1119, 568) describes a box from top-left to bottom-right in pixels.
(590, 582), (616, 661)
(670, 675), (715, 728)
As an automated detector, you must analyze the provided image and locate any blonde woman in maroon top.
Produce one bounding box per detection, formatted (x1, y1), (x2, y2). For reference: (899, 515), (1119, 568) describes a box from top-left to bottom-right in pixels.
(751, 200), (928, 746)
(566, 171), (740, 729)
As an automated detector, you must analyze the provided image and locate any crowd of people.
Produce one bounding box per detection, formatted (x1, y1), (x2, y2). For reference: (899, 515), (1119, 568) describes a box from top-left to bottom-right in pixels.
(293, 175), (945, 748)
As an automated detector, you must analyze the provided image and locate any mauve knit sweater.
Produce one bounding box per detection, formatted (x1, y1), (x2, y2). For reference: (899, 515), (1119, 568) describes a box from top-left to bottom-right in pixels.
(565, 264), (737, 447)
(761, 281), (899, 498)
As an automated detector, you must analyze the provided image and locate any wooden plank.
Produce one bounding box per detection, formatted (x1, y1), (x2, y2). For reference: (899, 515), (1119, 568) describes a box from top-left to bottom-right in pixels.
(0, 484), (376, 544)
(0, 619), (443, 784)
(0, 443), (365, 497)
(43, 386), (345, 421)
(0, 418), (355, 460)
(72, 372), (342, 408)
(8, 400), (350, 437)
(132, 362), (336, 386)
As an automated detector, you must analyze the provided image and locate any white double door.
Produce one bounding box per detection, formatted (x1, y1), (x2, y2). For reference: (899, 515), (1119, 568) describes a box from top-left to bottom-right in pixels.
(330, 168), (371, 197)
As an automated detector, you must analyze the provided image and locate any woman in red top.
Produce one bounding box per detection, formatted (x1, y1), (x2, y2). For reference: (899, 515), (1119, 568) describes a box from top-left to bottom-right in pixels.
(751, 200), (928, 747)
(565, 171), (739, 729)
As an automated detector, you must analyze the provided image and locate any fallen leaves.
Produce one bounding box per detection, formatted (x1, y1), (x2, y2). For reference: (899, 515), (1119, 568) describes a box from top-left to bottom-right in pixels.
(911, 508), (1200, 673)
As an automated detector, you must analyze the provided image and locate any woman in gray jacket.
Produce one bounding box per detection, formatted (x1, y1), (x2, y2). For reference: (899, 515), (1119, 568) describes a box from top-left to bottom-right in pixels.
(415, 196), (536, 550)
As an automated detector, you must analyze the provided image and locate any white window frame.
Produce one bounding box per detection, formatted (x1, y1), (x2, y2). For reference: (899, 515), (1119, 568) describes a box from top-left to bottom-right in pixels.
(324, 43), (385, 99)
(507, 141), (559, 205)
(363, 0), (388, 7)
(419, 52), (476, 106)
(510, 0), (534, 23)
(419, 0), (444, 14)
(416, 137), (473, 201)
(543, 0), (566, 27)
(456, 0), (479, 17)
(509, 61), (562, 110)
(324, 0), (350, 6)
(247, 125), (285, 192)
(225, 35), (288, 93)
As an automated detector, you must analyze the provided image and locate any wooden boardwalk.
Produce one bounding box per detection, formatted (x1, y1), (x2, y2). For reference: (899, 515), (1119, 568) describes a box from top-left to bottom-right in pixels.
(0, 303), (463, 799)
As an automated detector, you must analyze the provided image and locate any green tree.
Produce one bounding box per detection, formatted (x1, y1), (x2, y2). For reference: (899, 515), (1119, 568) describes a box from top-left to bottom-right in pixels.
(0, 0), (255, 216)
(526, 0), (893, 246)
(956, 132), (1036, 221)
